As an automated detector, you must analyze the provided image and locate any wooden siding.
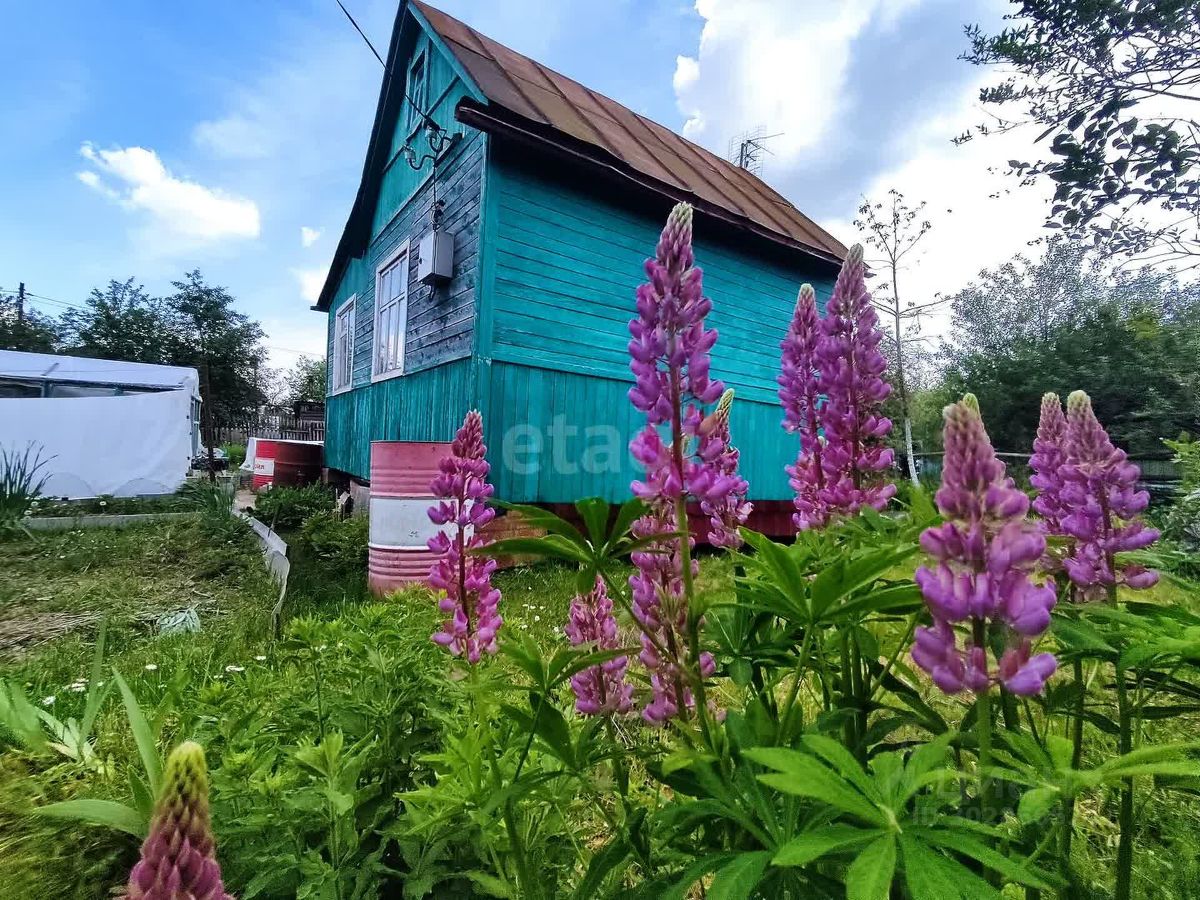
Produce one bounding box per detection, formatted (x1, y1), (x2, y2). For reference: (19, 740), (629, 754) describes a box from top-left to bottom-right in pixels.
(325, 357), (478, 480)
(481, 147), (836, 502)
(481, 360), (803, 502)
(323, 13), (485, 481)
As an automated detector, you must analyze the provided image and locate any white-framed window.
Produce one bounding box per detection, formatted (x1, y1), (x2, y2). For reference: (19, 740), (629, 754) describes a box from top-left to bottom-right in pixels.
(331, 295), (355, 395)
(373, 241), (410, 381)
(406, 51), (428, 134)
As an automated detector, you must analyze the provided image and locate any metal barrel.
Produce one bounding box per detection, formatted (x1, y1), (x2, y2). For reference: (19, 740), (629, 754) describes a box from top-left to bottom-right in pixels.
(252, 439), (280, 492)
(274, 441), (323, 488)
(367, 440), (451, 595)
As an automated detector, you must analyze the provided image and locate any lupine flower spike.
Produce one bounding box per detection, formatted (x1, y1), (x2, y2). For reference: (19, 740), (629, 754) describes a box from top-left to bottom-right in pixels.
(1029, 392), (1070, 536)
(695, 389), (752, 548)
(779, 284), (832, 530)
(1059, 391), (1158, 599)
(564, 577), (633, 716)
(427, 410), (503, 663)
(814, 244), (896, 518)
(913, 395), (1057, 696)
(125, 741), (233, 900)
(627, 202), (745, 724)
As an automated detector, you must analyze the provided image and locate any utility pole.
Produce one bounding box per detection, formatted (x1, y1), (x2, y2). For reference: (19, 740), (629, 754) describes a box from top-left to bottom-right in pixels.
(16, 282), (25, 323)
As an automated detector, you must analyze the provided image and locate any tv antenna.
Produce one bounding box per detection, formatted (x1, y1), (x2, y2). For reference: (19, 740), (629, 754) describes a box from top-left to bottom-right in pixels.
(727, 127), (783, 177)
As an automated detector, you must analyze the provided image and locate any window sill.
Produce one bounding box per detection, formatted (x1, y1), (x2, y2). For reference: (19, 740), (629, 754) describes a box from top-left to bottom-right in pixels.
(371, 366), (407, 385)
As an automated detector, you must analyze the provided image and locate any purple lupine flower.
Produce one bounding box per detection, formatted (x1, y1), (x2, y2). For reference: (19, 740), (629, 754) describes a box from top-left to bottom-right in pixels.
(626, 202), (736, 724)
(564, 577), (633, 716)
(629, 506), (713, 724)
(1029, 392), (1070, 535)
(1059, 391), (1158, 599)
(779, 284), (832, 530)
(428, 410), (502, 663)
(694, 389), (752, 549)
(912, 395), (1057, 696)
(125, 741), (233, 900)
(813, 244), (896, 518)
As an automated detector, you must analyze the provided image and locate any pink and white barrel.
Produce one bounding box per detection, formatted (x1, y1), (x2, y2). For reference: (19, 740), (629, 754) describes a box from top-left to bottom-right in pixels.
(252, 439), (280, 492)
(367, 440), (451, 596)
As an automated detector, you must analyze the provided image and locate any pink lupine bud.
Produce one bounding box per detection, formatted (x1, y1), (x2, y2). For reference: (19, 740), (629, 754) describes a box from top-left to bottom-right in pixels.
(913, 396), (1057, 696)
(778, 284), (833, 530)
(125, 741), (233, 900)
(564, 577), (633, 716)
(428, 410), (503, 663)
(814, 244), (896, 518)
(1029, 393), (1070, 534)
(694, 389), (752, 549)
(1059, 391), (1158, 598)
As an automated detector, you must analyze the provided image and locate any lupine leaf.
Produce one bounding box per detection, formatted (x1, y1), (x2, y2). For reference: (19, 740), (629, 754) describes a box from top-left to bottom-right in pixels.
(773, 824), (879, 866)
(745, 747), (885, 825)
(112, 670), (161, 795)
(706, 851), (772, 900)
(37, 798), (146, 837)
(846, 834), (896, 900)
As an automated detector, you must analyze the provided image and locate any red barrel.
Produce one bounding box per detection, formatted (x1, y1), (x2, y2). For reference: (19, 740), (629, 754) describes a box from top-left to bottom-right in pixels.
(274, 441), (323, 488)
(368, 440), (451, 595)
(252, 439), (280, 492)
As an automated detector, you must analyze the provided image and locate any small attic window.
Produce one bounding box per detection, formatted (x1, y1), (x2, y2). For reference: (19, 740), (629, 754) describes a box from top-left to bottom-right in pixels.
(405, 51), (428, 133)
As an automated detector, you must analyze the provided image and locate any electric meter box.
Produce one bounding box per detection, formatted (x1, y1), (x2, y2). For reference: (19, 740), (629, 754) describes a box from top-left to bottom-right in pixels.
(416, 230), (454, 284)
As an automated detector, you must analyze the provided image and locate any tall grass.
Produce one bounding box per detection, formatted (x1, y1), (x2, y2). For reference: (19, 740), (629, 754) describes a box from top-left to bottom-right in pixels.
(0, 444), (52, 535)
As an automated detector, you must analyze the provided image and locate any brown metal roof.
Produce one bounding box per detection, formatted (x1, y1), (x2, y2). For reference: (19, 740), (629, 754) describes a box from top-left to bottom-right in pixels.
(411, 0), (846, 264)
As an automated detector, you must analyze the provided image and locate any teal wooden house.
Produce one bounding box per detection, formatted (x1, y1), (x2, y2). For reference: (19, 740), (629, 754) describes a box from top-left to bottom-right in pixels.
(316, 0), (847, 508)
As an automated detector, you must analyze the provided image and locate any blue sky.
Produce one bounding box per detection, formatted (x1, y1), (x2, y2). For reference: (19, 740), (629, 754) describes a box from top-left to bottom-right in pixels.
(0, 0), (1046, 370)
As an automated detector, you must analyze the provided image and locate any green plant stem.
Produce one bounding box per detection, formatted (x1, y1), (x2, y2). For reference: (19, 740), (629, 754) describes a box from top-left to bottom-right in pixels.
(1115, 663), (1134, 900)
(976, 689), (993, 807)
(512, 689), (547, 783)
(866, 612), (918, 702)
(1059, 657), (1086, 899)
(776, 628), (814, 742)
(311, 652), (326, 741)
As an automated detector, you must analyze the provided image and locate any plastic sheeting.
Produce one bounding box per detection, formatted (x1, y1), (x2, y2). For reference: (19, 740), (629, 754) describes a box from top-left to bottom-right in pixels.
(0, 390), (194, 498)
(0, 350), (200, 396)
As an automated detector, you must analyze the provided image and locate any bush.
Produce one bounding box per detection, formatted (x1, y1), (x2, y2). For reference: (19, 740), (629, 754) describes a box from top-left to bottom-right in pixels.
(296, 510), (368, 574)
(253, 483), (333, 532)
(220, 442), (246, 468)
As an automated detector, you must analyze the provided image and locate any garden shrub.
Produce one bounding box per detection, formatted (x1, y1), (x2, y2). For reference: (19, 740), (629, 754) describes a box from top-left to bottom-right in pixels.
(253, 483), (333, 532)
(296, 510), (369, 575)
(220, 442), (247, 469)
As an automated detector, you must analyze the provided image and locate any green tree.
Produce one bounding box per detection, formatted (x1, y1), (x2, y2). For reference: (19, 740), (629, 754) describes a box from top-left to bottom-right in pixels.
(0, 291), (59, 352)
(940, 241), (1200, 454)
(59, 278), (176, 363)
(960, 1), (1200, 267)
(282, 356), (328, 406)
(164, 271), (267, 433)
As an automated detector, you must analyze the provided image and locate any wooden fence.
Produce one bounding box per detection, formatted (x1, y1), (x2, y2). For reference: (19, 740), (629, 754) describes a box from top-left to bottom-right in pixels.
(216, 412), (325, 445)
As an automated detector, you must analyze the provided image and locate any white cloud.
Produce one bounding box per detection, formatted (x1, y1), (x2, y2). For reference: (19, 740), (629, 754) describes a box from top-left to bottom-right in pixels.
(300, 226), (322, 248)
(77, 142), (261, 246)
(674, 0), (921, 154)
(829, 77), (1053, 336)
(671, 0), (1052, 341)
(293, 266), (329, 305)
